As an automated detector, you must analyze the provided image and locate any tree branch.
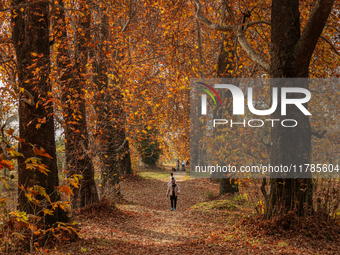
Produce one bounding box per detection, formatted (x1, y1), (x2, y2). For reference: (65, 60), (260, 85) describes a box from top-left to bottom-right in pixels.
(236, 27), (271, 73)
(320, 35), (340, 57)
(193, 0), (234, 32)
(311, 130), (327, 139)
(326, 24), (340, 34)
(193, 0), (271, 73)
(0, 59), (15, 65)
(115, 138), (127, 152)
(295, 0), (334, 64)
(246, 20), (271, 28)
(122, 0), (136, 33)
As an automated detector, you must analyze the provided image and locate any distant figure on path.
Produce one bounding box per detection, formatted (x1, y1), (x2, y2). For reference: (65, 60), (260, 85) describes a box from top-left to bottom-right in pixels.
(177, 159), (180, 171)
(182, 160), (186, 171)
(166, 179), (180, 211)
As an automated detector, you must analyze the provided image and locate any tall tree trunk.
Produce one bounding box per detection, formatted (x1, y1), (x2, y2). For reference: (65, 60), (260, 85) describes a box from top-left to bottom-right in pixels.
(92, 9), (130, 196)
(216, 2), (238, 195)
(55, 0), (99, 208)
(264, 0), (334, 218)
(12, 0), (68, 225)
(216, 35), (239, 195)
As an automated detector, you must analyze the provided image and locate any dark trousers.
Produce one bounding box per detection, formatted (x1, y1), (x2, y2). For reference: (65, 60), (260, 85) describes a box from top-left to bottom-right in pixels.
(170, 195), (177, 209)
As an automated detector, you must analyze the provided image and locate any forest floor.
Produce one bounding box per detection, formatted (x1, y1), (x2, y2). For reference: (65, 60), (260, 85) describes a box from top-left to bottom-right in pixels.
(39, 166), (340, 254)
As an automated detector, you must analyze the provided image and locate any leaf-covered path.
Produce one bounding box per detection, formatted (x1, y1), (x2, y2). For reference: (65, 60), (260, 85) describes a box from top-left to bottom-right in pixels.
(51, 168), (339, 254)
(79, 171), (233, 254)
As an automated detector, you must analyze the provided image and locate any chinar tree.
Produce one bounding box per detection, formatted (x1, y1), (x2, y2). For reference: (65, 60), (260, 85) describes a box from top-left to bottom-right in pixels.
(12, 0), (68, 225)
(193, 0), (337, 218)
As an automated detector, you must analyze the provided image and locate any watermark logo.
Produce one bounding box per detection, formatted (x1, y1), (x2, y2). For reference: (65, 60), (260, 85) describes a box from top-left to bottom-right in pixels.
(199, 83), (311, 116)
(190, 78), (339, 179)
(197, 82), (222, 113)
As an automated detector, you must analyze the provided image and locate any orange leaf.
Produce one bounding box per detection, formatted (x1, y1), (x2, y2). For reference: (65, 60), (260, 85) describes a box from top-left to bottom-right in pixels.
(33, 147), (53, 159)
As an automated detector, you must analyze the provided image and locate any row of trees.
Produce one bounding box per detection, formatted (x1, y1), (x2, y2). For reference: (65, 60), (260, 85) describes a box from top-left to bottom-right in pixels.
(1, 0), (192, 226)
(0, 0), (339, 230)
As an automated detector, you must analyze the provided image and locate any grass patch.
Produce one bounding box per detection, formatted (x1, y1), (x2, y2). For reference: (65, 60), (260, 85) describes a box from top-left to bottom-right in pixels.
(139, 171), (169, 181)
(248, 238), (264, 245)
(138, 168), (193, 182)
(278, 241), (288, 246)
(224, 234), (236, 242)
(206, 191), (214, 198)
(192, 200), (239, 211)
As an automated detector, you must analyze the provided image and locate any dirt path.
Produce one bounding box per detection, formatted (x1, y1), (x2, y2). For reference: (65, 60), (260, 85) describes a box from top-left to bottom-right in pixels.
(52, 169), (337, 254)
(76, 171), (240, 254)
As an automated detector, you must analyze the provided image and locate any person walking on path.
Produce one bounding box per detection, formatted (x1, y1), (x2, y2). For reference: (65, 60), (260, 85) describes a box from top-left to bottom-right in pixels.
(166, 179), (180, 210)
(177, 159), (180, 171)
(181, 160), (186, 171)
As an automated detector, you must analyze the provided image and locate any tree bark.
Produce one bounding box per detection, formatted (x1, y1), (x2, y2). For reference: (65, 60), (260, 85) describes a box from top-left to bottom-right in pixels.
(220, 178), (239, 195)
(91, 8), (131, 195)
(265, 0), (334, 218)
(119, 139), (132, 175)
(12, 0), (68, 225)
(216, 2), (239, 195)
(55, 0), (99, 208)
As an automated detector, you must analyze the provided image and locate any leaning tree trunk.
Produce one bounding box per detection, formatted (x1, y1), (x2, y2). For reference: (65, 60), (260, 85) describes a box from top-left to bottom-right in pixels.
(56, 0), (99, 208)
(12, 0), (68, 225)
(264, 0), (334, 218)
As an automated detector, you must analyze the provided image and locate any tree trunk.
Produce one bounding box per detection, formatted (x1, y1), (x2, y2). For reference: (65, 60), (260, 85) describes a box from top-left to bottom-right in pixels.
(216, 3), (239, 194)
(220, 178), (239, 195)
(12, 0), (68, 225)
(119, 139), (133, 175)
(264, 0), (334, 218)
(91, 9), (129, 195)
(55, 0), (99, 208)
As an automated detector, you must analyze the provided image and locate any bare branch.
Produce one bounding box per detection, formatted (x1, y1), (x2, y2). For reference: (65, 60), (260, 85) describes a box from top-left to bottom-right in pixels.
(122, 0), (136, 32)
(0, 59), (15, 65)
(193, 0), (271, 73)
(115, 138), (127, 152)
(193, 0), (234, 32)
(311, 130), (327, 139)
(295, 0), (334, 64)
(5, 79), (16, 87)
(320, 35), (340, 57)
(122, 10), (136, 32)
(246, 20), (271, 28)
(236, 27), (271, 73)
(325, 24), (340, 34)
